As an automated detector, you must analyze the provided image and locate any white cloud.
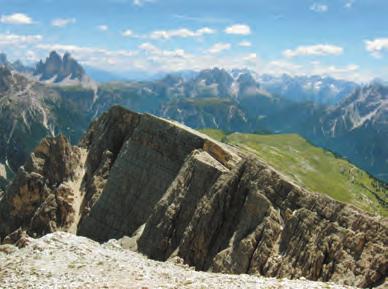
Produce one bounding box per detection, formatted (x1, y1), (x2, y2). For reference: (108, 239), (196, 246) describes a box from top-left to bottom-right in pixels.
(133, 0), (155, 6)
(310, 3), (329, 13)
(97, 25), (109, 32)
(122, 29), (134, 37)
(139, 42), (188, 58)
(0, 33), (42, 46)
(135, 42), (261, 72)
(37, 44), (136, 57)
(263, 60), (368, 81)
(344, 0), (355, 8)
(244, 53), (257, 61)
(365, 38), (388, 58)
(172, 14), (229, 24)
(207, 43), (231, 54)
(283, 44), (343, 58)
(36, 43), (138, 70)
(51, 18), (76, 27)
(150, 27), (216, 39)
(0, 13), (34, 25)
(224, 24), (251, 35)
(238, 41), (252, 47)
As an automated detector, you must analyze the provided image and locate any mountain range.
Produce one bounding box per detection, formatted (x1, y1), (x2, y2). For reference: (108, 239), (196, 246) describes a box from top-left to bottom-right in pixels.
(0, 51), (387, 288)
(0, 51), (387, 187)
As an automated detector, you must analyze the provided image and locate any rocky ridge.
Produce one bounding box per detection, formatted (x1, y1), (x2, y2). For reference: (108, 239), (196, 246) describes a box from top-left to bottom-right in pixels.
(0, 106), (387, 288)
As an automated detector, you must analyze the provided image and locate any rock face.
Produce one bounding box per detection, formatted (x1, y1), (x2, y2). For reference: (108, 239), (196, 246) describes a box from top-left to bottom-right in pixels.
(318, 83), (388, 181)
(0, 106), (387, 288)
(0, 65), (96, 191)
(0, 65), (13, 93)
(0, 135), (86, 237)
(34, 51), (86, 83)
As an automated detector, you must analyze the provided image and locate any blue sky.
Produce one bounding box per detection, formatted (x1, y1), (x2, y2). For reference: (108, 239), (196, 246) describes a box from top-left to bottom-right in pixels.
(0, 0), (388, 81)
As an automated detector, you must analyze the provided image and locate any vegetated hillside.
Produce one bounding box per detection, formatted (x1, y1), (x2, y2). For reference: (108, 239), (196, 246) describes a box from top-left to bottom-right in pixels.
(200, 129), (388, 217)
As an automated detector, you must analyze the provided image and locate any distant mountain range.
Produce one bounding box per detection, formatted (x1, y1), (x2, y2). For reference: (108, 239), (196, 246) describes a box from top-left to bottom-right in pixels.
(0, 51), (387, 187)
(257, 74), (359, 105)
(0, 53), (33, 74)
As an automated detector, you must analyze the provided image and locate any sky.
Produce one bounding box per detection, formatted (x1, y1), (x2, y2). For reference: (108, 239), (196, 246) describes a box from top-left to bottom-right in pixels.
(0, 0), (388, 81)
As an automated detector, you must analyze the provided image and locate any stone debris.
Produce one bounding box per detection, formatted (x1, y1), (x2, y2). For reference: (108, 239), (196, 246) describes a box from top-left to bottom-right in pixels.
(0, 232), (356, 289)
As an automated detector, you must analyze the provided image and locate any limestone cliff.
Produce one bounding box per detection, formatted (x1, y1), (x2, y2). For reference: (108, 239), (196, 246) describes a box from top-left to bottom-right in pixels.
(0, 106), (386, 288)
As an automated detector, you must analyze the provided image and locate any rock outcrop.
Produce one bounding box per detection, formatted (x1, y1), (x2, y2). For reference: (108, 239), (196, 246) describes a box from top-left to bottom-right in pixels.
(0, 135), (86, 237)
(0, 106), (386, 288)
(34, 51), (86, 83)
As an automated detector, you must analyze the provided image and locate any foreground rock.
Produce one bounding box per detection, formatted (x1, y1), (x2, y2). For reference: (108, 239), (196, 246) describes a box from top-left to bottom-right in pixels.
(0, 106), (387, 288)
(0, 232), (356, 289)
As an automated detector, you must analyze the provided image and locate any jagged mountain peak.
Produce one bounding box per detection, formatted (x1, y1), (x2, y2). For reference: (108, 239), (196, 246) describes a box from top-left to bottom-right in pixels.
(34, 51), (87, 84)
(0, 53), (32, 74)
(160, 73), (184, 86)
(196, 67), (233, 84)
(236, 71), (256, 85)
(0, 53), (8, 65)
(0, 65), (13, 93)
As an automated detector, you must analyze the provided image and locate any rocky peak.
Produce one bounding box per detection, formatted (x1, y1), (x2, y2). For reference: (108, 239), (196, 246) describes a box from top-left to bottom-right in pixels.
(34, 51), (86, 83)
(237, 71), (256, 85)
(0, 53), (8, 66)
(0, 106), (386, 288)
(160, 74), (183, 86)
(192, 67), (234, 97)
(0, 66), (13, 93)
(196, 67), (233, 86)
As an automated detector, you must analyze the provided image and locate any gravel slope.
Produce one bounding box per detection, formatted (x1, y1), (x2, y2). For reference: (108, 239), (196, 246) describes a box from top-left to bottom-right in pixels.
(0, 232), (355, 289)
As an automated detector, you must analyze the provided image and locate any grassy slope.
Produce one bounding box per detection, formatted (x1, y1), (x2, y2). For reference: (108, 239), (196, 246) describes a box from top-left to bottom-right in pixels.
(200, 129), (387, 217)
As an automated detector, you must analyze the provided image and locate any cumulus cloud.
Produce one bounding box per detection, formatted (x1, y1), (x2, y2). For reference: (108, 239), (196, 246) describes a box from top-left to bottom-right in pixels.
(36, 43), (139, 69)
(244, 53), (257, 62)
(365, 38), (388, 58)
(238, 41), (252, 47)
(0, 13), (34, 25)
(310, 3), (328, 13)
(263, 60), (367, 81)
(283, 44), (343, 58)
(172, 14), (229, 24)
(37, 43), (136, 57)
(207, 43), (231, 54)
(0, 33), (42, 46)
(51, 18), (76, 27)
(133, 0), (155, 6)
(135, 42), (261, 72)
(139, 42), (188, 58)
(97, 25), (109, 32)
(224, 24), (251, 35)
(122, 29), (134, 37)
(149, 27), (216, 39)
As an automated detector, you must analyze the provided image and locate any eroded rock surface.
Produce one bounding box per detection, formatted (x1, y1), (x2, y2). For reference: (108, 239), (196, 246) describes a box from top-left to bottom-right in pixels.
(0, 106), (386, 288)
